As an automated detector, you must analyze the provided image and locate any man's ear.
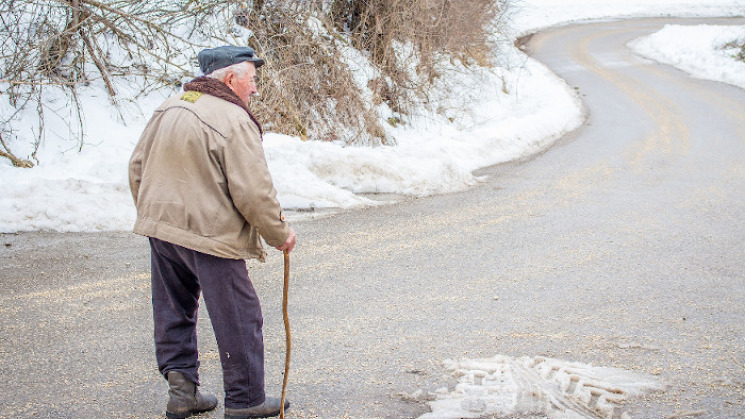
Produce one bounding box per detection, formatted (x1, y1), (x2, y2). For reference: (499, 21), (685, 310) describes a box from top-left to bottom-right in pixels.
(223, 71), (235, 88)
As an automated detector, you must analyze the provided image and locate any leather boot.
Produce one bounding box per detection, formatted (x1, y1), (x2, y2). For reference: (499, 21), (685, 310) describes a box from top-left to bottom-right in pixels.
(224, 397), (290, 419)
(165, 371), (218, 419)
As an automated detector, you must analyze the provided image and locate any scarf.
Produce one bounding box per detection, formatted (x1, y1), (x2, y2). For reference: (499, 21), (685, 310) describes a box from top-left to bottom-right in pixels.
(183, 76), (263, 135)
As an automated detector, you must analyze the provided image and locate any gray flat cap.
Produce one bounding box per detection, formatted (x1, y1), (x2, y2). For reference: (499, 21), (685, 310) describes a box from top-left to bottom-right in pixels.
(198, 46), (265, 74)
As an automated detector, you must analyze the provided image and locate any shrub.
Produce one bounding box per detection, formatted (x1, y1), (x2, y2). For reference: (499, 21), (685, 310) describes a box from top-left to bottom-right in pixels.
(236, 0), (506, 144)
(0, 0), (196, 166)
(0, 0), (508, 166)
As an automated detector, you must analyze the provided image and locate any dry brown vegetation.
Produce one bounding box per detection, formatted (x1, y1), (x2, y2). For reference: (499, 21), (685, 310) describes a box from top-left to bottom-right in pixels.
(0, 0), (507, 166)
(724, 39), (745, 62)
(244, 0), (505, 144)
(0, 0), (195, 166)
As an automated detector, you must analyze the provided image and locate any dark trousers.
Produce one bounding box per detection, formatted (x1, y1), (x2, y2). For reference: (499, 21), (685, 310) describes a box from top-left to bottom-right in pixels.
(149, 237), (266, 409)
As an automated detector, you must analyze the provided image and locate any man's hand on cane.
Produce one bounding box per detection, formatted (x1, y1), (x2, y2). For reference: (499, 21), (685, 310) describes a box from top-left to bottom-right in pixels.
(276, 228), (296, 253)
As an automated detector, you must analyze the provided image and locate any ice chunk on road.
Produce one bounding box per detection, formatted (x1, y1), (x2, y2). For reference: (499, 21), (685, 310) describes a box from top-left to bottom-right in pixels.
(419, 355), (663, 419)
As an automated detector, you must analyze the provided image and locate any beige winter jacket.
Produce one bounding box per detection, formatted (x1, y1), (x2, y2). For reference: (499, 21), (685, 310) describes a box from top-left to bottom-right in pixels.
(129, 90), (289, 261)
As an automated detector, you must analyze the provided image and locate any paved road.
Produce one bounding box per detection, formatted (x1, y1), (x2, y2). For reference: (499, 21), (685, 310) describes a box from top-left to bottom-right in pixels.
(2, 18), (744, 418)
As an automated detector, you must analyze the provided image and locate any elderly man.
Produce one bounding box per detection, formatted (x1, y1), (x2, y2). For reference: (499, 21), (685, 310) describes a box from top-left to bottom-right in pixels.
(129, 46), (296, 419)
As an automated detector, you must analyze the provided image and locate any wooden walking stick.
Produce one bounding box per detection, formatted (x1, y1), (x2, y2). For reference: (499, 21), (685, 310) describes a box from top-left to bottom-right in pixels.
(280, 249), (291, 419)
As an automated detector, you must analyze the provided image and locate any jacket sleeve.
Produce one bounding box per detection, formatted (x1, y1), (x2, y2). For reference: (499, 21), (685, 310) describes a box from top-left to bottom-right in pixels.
(128, 140), (145, 206)
(223, 121), (290, 248)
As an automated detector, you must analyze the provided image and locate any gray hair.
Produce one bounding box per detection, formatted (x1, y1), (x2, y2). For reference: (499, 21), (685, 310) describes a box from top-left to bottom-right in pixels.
(206, 61), (253, 81)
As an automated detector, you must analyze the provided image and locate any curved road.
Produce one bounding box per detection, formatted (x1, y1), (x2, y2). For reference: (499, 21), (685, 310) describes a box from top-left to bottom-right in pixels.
(1, 18), (744, 418)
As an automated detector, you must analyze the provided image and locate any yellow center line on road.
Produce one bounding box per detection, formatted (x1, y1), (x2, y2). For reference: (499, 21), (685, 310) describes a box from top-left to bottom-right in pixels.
(569, 29), (690, 173)
(644, 60), (745, 148)
(631, 51), (745, 201)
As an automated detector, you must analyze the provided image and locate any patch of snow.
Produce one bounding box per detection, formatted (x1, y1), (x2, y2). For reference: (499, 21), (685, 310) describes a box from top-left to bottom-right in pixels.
(419, 355), (664, 419)
(629, 24), (745, 89)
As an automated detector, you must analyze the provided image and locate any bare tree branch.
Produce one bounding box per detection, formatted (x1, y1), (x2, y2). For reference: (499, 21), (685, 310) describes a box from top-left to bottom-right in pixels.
(0, 0), (508, 167)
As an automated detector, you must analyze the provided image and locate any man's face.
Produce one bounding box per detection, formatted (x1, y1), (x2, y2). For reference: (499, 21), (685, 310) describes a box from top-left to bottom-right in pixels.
(227, 63), (258, 105)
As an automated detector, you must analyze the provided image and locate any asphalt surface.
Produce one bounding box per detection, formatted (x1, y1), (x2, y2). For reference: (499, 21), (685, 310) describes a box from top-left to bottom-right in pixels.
(1, 17), (744, 419)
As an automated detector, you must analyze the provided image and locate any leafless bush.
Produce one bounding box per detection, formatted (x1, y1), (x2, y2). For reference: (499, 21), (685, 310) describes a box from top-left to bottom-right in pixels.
(329, 0), (505, 115)
(227, 0), (386, 143)
(0, 0), (508, 166)
(232, 0), (506, 144)
(0, 0), (196, 166)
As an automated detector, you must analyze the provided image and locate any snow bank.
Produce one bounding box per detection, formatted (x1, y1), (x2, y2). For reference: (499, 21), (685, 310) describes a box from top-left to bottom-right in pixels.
(1, 1), (744, 232)
(510, 0), (743, 35)
(629, 24), (745, 90)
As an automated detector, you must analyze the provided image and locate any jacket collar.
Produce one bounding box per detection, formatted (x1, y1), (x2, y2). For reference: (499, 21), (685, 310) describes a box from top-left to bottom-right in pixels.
(183, 76), (263, 135)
